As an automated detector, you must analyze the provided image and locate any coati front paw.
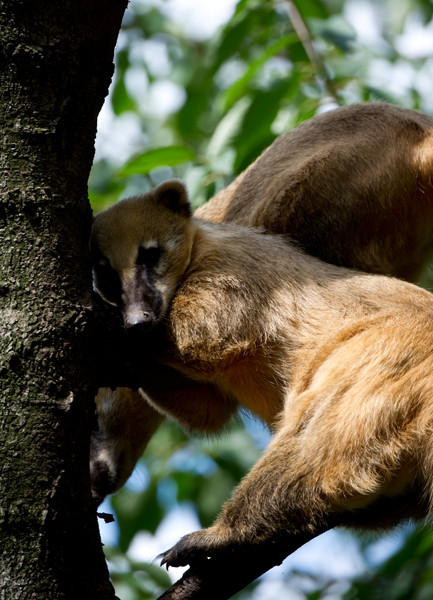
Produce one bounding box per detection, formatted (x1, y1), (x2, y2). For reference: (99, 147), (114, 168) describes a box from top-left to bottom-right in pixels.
(159, 525), (235, 568)
(159, 534), (207, 569)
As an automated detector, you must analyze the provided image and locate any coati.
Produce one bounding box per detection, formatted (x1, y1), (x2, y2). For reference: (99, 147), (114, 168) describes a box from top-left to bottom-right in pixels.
(90, 102), (433, 504)
(91, 179), (433, 579)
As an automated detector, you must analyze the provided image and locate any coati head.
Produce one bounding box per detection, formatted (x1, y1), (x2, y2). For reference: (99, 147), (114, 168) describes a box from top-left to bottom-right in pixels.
(90, 388), (164, 505)
(90, 179), (193, 330)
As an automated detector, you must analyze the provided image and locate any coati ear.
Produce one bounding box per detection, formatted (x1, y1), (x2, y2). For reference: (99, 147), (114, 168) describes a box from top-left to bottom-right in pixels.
(153, 179), (191, 218)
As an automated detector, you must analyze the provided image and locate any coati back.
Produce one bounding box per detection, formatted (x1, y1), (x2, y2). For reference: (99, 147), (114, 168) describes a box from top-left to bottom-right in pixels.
(92, 180), (433, 591)
(197, 102), (433, 281)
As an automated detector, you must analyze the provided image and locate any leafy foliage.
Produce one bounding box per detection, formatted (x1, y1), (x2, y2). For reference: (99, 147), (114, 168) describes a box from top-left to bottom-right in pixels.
(343, 527), (433, 600)
(91, 0), (433, 598)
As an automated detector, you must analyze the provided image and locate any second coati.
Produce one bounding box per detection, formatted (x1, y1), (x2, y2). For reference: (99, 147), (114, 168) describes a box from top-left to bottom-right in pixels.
(197, 102), (433, 281)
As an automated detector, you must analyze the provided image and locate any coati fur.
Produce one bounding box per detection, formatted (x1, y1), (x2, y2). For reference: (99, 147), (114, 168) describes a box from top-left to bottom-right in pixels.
(91, 102), (433, 505)
(91, 179), (433, 574)
(197, 102), (433, 282)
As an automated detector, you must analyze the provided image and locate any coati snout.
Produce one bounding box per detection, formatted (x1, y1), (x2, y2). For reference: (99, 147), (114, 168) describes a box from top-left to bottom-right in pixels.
(91, 243), (163, 330)
(90, 179), (193, 330)
(119, 259), (163, 330)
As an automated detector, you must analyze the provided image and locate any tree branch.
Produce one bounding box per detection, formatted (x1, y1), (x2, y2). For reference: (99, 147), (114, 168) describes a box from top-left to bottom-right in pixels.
(156, 523), (338, 600)
(156, 552), (286, 600)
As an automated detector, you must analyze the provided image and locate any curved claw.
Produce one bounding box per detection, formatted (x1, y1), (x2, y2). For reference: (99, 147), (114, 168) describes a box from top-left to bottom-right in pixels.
(158, 552), (169, 570)
(158, 548), (184, 569)
(158, 535), (213, 569)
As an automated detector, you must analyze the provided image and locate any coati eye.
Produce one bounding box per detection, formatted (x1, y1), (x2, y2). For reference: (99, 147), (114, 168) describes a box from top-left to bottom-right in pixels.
(136, 245), (162, 269)
(91, 248), (122, 306)
(97, 256), (110, 269)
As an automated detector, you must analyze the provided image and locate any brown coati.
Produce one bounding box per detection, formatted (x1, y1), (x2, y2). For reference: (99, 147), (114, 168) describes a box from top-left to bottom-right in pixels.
(91, 101), (433, 505)
(91, 179), (433, 580)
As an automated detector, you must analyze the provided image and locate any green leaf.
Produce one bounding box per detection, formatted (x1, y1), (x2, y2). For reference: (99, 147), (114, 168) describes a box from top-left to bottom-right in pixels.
(177, 86), (211, 138)
(211, 18), (252, 75)
(233, 78), (295, 172)
(112, 481), (163, 552)
(294, 0), (329, 19)
(223, 34), (298, 110)
(210, 3), (278, 76)
(118, 146), (196, 177)
(128, 562), (172, 590)
(311, 15), (356, 52)
(111, 48), (136, 116)
(111, 77), (137, 116)
(206, 97), (251, 158)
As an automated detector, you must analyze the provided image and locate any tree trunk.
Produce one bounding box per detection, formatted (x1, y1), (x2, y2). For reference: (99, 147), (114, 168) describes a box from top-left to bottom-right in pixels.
(0, 1), (127, 598)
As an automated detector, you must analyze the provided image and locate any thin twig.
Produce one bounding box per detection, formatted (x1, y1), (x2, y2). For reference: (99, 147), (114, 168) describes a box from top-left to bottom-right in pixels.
(284, 0), (340, 102)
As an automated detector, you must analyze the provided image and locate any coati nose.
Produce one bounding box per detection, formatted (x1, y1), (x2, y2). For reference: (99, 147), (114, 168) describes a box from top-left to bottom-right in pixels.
(123, 305), (155, 330)
(90, 458), (114, 507)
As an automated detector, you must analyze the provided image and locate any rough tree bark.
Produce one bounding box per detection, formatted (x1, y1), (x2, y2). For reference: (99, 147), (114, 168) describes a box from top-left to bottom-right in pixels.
(0, 1), (127, 598)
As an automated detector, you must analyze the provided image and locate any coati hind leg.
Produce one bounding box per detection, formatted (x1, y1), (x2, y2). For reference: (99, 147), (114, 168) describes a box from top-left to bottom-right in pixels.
(159, 426), (343, 570)
(160, 330), (431, 571)
(160, 425), (424, 573)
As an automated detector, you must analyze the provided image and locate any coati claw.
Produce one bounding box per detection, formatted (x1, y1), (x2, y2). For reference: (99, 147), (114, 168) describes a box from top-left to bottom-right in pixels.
(158, 528), (229, 568)
(158, 542), (207, 569)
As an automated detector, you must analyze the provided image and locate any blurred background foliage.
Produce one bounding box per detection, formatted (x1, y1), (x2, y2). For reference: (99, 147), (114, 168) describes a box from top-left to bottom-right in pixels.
(90, 0), (433, 598)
